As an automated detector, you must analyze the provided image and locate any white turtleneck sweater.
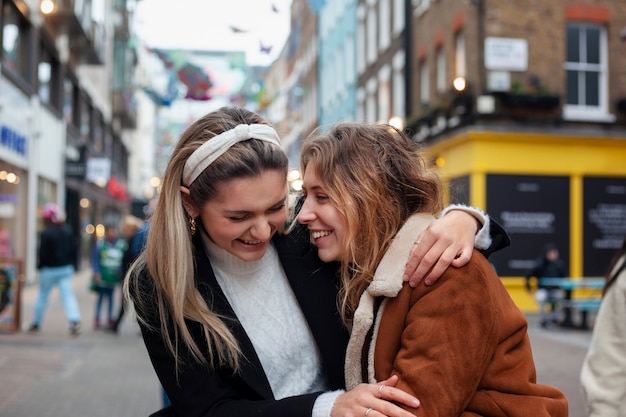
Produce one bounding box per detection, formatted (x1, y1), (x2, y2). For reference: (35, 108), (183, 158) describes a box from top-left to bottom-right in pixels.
(202, 233), (327, 400)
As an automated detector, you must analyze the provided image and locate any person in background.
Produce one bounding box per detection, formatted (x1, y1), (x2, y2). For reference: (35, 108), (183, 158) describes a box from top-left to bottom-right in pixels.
(126, 106), (508, 417)
(111, 215), (144, 334)
(91, 223), (127, 330)
(29, 203), (81, 336)
(580, 236), (626, 417)
(525, 242), (567, 328)
(296, 122), (567, 416)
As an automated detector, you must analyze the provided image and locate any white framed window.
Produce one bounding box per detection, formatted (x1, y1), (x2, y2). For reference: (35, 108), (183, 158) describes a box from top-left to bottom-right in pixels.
(455, 32), (466, 78)
(378, 65), (391, 123)
(346, 34), (356, 86)
(367, 6), (377, 64)
(393, 0), (404, 34)
(379, 0), (391, 51)
(357, 5), (366, 74)
(413, 0), (430, 17)
(420, 60), (429, 105)
(564, 23), (614, 122)
(366, 78), (377, 123)
(436, 47), (446, 93)
(357, 87), (366, 122)
(392, 52), (406, 118)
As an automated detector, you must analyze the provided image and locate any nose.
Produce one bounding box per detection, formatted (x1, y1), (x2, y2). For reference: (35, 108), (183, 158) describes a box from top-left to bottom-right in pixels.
(297, 196), (315, 224)
(250, 218), (273, 241)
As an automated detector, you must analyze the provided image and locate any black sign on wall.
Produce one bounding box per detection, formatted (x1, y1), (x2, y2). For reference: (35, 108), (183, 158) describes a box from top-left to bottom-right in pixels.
(65, 143), (86, 180)
(583, 177), (626, 276)
(486, 174), (570, 276)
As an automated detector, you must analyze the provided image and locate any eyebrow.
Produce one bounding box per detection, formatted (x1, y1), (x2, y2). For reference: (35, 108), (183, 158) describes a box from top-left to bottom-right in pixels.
(302, 184), (324, 193)
(223, 196), (287, 215)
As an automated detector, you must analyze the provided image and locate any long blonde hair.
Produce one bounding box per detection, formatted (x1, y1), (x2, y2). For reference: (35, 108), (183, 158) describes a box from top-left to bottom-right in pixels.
(299, 123), (443, 322)
(125, 107), (288, 371)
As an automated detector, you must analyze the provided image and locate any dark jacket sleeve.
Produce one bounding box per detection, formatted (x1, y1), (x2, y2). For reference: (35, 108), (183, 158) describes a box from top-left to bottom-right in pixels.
(479, 218), (511, 259)
(132, 269), (325, 417)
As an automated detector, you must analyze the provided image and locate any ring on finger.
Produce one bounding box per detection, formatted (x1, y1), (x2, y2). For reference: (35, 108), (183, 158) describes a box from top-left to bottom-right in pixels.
(365, 407), (373, 416)
(378, 384), (385, 398)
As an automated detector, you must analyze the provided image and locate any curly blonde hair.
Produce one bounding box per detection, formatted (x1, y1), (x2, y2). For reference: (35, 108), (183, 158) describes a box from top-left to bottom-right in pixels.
(299, 122), (443, 322)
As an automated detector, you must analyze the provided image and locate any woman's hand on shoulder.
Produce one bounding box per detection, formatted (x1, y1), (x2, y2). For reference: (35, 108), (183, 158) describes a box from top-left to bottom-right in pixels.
(331, 375), (419, 417)
(403, 210), (479, 287)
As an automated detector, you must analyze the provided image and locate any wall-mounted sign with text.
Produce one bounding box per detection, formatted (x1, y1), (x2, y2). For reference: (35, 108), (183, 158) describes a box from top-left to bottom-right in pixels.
(486, 174), (570, 277)
(583, 177), (626, 276)
(484, 37), (528, 72)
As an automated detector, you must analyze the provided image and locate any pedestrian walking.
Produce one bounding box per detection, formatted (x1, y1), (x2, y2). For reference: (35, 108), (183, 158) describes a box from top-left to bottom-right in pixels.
(28, 203), (81, 336)
(111, 215), (145, 333)
(91, 223), (126, 330)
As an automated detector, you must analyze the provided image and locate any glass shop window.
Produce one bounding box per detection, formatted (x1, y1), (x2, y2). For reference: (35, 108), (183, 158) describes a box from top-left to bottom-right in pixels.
(2, 1), (31, 83)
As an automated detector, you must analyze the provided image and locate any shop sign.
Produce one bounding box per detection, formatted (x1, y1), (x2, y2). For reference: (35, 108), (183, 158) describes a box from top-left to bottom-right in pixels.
(86, 158), (111, 186)
(485, 37), (528, 71)
(486, 174), (570, 276)
(65, 160), (86, 179)
(0, 125), (27, 157)
(583, 177), (626, 276)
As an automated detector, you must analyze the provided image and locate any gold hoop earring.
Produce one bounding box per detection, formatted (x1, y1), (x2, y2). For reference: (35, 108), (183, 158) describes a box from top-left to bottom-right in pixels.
(189, 216), (197, 236)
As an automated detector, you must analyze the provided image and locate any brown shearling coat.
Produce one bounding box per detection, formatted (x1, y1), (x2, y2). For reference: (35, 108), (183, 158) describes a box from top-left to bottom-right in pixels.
(345, 214), (568, 416)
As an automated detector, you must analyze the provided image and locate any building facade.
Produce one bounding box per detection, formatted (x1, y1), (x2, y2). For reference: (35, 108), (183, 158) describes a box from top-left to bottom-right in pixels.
(318, 0), (358, 126)
(356, 0), (408, 125)
(271, 0), (626, 310)
(0, 0), (138, 284)
(407, 0), (626, 309)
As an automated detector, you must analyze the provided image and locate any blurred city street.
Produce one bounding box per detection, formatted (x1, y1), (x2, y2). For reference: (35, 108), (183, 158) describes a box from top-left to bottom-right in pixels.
(0, 268), (594, 417)
(0, 269), (162, 417)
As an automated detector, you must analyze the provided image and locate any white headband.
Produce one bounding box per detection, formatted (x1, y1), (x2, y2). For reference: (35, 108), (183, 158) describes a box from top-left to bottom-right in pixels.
(182, 123), (281, 186)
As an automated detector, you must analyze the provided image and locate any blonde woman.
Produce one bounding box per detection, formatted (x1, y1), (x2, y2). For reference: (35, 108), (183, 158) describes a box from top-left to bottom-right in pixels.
(126, 107), (507, 417)
(297, 122), (568, 416)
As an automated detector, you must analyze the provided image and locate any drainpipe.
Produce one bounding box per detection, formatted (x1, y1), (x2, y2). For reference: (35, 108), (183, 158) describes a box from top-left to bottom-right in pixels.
(474, 0), (486, 94)
(404, 0), (413, 118)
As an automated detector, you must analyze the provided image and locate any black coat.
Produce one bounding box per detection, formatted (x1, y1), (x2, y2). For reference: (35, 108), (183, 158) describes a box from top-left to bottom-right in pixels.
(137, 225), (348, 417)
(38, 223), (77, 269)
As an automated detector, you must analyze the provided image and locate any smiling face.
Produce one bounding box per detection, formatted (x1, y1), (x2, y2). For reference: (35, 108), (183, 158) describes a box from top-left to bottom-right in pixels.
(297, 164), (347, 262)
(183, 170), (287, 262)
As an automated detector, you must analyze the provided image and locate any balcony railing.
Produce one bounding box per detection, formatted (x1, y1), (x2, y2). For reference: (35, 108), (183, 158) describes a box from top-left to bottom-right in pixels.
(112, 91), (137, 129)
(43, 0), (106, 65)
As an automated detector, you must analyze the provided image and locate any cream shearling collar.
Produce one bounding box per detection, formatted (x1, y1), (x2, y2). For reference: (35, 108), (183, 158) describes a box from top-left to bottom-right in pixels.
(345, 213), (435, 389)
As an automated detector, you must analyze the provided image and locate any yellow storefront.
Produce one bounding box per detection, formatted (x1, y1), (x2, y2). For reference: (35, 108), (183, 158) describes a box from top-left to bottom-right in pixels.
(426, 130), (626, 311)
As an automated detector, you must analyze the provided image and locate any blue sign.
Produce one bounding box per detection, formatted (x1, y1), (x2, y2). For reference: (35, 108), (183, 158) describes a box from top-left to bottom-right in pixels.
(0, 126), (27, 157)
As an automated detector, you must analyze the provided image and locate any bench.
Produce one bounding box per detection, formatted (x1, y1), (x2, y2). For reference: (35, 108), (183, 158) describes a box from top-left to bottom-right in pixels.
(538, 277), (605, 329)
(566, 298), (603, 312)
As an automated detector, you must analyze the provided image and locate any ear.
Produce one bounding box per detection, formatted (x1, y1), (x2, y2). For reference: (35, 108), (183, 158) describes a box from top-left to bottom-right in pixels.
(180, 186), (199, 218)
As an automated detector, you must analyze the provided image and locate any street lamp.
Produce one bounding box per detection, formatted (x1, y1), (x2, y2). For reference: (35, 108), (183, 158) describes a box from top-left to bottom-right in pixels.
(40, 0), (55, 15)
(388, 116), (404, 130)
(453, 77), (467, 92)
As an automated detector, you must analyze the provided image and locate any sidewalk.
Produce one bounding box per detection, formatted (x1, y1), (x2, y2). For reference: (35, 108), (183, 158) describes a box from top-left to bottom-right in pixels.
(0, 268), (594, 416)
(0, 268), (163, 417)
(526, 313), (594, 417)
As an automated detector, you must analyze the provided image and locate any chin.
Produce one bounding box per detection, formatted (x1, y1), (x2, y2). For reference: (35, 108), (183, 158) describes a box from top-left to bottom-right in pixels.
(239, 252), (266, 262)
(317, 250), (339, 263)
